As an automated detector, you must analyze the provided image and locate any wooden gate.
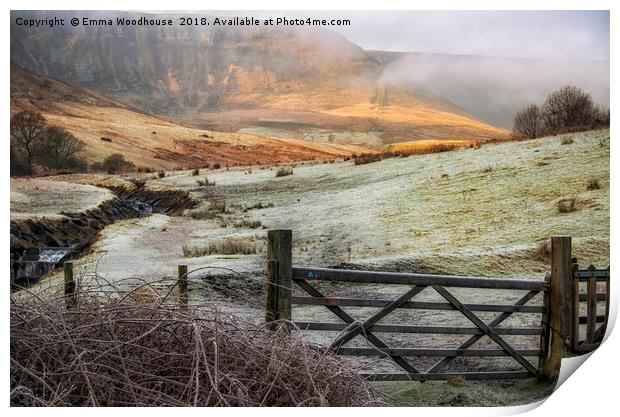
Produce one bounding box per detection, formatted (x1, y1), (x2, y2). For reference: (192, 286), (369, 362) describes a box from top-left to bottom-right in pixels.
(571, 263), (610, 353)
(265, 231), (609, 382)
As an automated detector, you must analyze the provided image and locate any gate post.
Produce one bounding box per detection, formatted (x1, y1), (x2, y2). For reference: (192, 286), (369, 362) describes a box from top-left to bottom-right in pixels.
(64, 261), (76, 309)
(266, 229), (292, 333)
(177, 264), (188, 309)
(539, 236), (573, 381)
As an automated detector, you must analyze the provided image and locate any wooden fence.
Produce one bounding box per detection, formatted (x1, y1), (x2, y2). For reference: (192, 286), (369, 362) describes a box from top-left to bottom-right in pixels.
(265, 230), (610, 382)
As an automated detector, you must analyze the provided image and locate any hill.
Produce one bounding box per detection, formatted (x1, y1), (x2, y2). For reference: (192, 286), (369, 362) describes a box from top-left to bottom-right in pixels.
(11, 11), (510, 147)
(10, 64), (373, 169)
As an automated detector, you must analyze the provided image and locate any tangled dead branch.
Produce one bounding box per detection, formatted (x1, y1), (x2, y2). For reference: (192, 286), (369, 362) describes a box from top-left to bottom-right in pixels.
(10, 291), (378, 407)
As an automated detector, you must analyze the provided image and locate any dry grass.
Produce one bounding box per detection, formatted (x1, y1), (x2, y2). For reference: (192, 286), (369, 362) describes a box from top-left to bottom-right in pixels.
(448, 376), (467, 388)
(188, 201), (227, 221)
(386, 139), (480, 156)
(354, 154), (382, 165)
(535, 238), (552, 261)
(556, 198), (576, 213)
(275, 166), (294, 177)
(183, 237), (257, 257)
(10, 293), (377, 406)
(233, 219), (263, 229)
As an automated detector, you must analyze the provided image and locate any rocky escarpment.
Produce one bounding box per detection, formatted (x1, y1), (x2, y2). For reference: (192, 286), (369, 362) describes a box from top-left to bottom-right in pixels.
(10, 185), (196, 286)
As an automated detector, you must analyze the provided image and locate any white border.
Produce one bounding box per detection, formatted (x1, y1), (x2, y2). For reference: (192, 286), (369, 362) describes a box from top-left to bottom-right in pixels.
(2, 1), (616, 415)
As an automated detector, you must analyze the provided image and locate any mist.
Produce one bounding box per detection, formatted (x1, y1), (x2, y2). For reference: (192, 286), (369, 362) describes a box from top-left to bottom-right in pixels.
(376, 52), (610, 128)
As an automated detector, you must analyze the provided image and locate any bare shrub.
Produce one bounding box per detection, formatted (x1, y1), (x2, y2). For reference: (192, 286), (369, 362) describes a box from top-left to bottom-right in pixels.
(556, 198), (576, 213)
(541, 86), (595, 133)
(586, 179), (601, 190)
(183, 237), (257, 256)
(101, 154), (135, 174)
(36, 126), (87, 171)
(275, 166), (294, 177)
(10, 295), (377, 406)
(513, 104), (543, 139)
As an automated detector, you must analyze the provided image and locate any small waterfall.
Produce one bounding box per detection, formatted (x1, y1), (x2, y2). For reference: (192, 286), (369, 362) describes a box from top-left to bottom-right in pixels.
(13, 246), (75, 285)
(126, 200), (153, 216)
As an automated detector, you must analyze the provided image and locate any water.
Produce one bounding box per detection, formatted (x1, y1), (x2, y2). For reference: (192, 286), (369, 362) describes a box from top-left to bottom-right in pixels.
(38, 247), (73, 263)
(13, 246), (75, 283)
(127, 200), (153, 216)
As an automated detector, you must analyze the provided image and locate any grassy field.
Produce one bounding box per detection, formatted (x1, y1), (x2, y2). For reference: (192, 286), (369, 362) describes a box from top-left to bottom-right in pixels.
(26, 128), (608, 286)
(149, 128), (609, 277)
(15, 128), (609, 406)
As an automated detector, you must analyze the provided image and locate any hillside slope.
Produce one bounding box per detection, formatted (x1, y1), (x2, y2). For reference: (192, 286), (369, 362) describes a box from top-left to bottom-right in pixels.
(10, 64), (374, 169)
(11, 11), (509, 146)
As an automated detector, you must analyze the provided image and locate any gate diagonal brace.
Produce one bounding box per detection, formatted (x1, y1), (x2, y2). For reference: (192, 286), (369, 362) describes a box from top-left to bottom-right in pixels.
(295, 279), (421, 374)
(427, 289), (540, 373)
(329, 285), (427, 351)
(432, 285), (538, 376)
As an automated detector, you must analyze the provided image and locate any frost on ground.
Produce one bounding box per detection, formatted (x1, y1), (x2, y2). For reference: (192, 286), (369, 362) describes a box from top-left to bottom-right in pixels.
(17, 129), (609, 406)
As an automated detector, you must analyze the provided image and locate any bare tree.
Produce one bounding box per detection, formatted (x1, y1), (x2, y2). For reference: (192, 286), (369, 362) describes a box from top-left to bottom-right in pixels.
(36, 126), (86, 169)
(101, 153), (135, 174)
(541, 85), (595, 133)
(513, 104), (543, 139)
(10, 111), (47, 171)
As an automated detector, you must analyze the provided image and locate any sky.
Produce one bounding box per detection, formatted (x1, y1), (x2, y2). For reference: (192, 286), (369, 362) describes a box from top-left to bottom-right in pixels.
(211, 10), (610, 60)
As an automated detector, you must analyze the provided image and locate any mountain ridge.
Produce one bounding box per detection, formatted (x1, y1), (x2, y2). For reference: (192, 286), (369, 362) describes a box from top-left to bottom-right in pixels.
(11, 10), (510, 146)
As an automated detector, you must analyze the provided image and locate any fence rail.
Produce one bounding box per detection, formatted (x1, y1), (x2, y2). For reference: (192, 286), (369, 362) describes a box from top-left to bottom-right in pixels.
(265, 231), (610, 382)
(293, 267), (548, 290)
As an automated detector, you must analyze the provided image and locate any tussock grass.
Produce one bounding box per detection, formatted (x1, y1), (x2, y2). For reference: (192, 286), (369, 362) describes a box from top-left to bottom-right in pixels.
(586, 179), (601, 190)
(556, 198), (576, 213)
(561, 136), (575, 145)
(183, 237), (257, 257)
(195, 177), (215, 186)
(275, 166), (294, 177)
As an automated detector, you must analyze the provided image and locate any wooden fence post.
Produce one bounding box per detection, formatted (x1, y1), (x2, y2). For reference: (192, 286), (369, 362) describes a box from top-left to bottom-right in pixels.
(64, 261), (75, 309)
(266, 229), (292, 333)
(178, 264), (188, 309)
(539, 236), (573, 381)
